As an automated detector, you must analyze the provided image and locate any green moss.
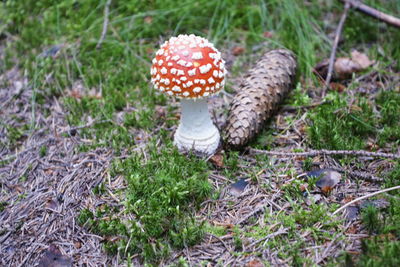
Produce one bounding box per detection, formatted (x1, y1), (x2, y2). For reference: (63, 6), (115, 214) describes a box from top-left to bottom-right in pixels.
(80, 144), (212, 263)
(0, 202), (7, 212)
(357, 237), (400, 267)
(307, 92), (377, 150)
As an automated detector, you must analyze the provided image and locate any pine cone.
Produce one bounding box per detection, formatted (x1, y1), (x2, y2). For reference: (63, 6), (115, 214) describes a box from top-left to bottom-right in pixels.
(224, 49), (297, 149)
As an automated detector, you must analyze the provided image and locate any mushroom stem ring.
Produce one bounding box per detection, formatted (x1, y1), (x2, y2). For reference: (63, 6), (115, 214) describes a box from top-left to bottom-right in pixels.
(174, 98), (220, 155)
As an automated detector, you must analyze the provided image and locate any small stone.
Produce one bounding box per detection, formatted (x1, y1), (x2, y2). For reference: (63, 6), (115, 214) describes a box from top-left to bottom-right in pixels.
(229, 178), (249, 196)
(307, 169), (341, 195)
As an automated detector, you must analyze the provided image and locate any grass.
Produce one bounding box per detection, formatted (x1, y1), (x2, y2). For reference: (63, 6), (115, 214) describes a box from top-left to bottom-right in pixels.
(1, 0), (400, 265)
(307, 90), (400, 151)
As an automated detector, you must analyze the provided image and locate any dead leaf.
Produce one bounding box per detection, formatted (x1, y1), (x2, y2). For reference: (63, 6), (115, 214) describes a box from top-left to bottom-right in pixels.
(299, 183), (308, 192)
(68, 89), (82, 99)
(38, 244), (72, 267)
(329, 82), (346, 92)
(144, 16), (153, 24)
(209, 153), (224, 168)
(351, 50), (374, 69)
(263, 31), (273, 38)
(232, 46), (245, 56)
(334, 57), (362, 79)
(246, 259), (265, 267)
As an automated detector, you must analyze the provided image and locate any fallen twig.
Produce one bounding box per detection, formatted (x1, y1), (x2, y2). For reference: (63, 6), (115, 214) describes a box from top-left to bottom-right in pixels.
(342, 0), (400, 28)
(333, 184), (400, 215)
(322, 1), (350, 97)
(96, 0), (112, 49)
(249, 148), (400, 159)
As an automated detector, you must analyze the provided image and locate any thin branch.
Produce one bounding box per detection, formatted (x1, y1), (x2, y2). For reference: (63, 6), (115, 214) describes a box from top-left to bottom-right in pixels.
(343, 0), (400, 28)
(333, 185), (400, 215)
(96, 0), (112, 49)
(249, 148), (400, 159)
(322, 1), (351, 97)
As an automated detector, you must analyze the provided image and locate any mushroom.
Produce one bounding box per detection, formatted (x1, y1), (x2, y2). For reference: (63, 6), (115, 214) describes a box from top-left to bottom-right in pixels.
(150, 34), (226, 155)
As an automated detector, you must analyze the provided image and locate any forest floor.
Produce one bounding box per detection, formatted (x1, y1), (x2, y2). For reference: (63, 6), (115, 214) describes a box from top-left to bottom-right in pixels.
(1, 1), (399, 266)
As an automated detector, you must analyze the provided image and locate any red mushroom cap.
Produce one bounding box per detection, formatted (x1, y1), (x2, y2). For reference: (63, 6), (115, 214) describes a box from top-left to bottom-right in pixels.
(150, 34), (226, 99)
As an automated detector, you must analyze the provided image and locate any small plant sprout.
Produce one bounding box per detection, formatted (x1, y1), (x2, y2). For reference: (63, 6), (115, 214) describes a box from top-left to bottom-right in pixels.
(150, 34), (226, 155)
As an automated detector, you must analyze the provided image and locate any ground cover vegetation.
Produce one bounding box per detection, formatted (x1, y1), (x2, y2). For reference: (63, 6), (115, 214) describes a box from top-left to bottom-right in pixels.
(1, 0), (399, 265)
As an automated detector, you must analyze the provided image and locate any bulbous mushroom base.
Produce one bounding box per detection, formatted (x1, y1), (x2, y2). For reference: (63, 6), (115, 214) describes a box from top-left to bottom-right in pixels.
(174, 125), (220, 156)
(173, 98), (220, 156)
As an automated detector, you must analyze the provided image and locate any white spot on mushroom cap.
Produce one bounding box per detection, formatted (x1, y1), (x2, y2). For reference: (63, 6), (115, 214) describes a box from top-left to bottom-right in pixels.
(177, 70), (185, 76)
(177, 59), (187, 66)
(182, 50), (189, 56)
(183, 91), (190, 97)
(207, 77), (215, 84)
(168, 62), (173, 66)
(156, 49), (164, 56)
(172, 85), (182, 92)
(170, 68), (177, 75)
(193, 87), (202, 93)
(213, 70), (218, 78)
(199, 63), (212, 74)
(192, 52), (203, 60)
(160, 67), (167, 75)
(186, 81), (193, 87)
(188, 68), (196, 76)
(171, 55), (180, 61)
(180, 76), (187, 81)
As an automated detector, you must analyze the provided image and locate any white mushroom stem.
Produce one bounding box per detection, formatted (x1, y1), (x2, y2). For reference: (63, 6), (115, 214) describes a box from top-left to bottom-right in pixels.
(174, 98), (220, 155)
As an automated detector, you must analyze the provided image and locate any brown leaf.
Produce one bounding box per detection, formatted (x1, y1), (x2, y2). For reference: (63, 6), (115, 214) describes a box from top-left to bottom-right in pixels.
(329, 82), (346, 92)
(351, 50), (374, 69)
(68, 89), (82, 99)
(209, 153), (224, 168)
(232, 46), (245, 56)
(334, 57), (362, 79)
(246, 259), (265, 267)
(263, 31), (273, 38)
(144, 16), (153, 24)
(299, 183), (308, 192)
